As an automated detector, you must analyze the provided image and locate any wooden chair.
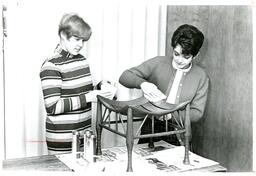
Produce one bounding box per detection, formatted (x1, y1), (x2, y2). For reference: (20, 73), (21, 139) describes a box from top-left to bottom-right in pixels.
(95, 95), (191, 172)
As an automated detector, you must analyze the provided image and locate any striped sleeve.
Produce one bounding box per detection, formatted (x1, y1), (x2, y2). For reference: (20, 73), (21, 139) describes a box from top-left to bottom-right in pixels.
(40, 61), (89, 115)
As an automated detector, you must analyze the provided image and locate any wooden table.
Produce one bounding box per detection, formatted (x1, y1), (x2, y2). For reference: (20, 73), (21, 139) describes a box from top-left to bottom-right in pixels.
(3, 154), (71, 171)
(3, 154), (226, 172)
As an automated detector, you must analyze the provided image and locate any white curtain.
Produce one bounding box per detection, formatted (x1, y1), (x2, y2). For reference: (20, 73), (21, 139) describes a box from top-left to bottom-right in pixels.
(1, 1), (166, 159)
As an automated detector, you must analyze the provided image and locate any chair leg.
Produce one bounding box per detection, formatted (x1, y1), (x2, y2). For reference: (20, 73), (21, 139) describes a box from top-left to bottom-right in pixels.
(148, 138), (155, 148)
(148, 115), (155, 148)
(96, 100), (103, 155)
(126, 107), (134, 172)
(183, 132), (190, 165)
(183, 104), (190, 165)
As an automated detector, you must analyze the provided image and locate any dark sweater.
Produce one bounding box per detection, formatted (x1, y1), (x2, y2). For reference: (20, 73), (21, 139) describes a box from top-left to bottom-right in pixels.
(119, 56), (209, 122)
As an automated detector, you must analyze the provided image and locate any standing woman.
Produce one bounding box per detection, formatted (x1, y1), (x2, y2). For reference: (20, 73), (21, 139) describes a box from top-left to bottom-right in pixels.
(40, 13), (112, 154)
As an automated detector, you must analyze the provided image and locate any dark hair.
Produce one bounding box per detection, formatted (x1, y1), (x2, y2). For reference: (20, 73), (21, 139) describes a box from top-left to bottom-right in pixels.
(171, 24), (204, 57)
(58, 13), (92, 41)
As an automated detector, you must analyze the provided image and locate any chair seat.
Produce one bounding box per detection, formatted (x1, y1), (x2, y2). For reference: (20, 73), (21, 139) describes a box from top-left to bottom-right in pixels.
(97, 95), (190, 116)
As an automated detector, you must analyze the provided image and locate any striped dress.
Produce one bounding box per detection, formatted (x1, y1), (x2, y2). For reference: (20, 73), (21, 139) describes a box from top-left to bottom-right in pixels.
(40, 45), (93, 153)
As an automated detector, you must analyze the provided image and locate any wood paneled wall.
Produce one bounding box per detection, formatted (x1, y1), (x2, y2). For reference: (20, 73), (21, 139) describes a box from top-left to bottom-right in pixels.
(166, 6), (252, 171)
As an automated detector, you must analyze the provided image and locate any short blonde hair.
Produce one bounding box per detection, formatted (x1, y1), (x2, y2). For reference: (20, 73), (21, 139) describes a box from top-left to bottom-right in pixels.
(58, 13), (92, 41)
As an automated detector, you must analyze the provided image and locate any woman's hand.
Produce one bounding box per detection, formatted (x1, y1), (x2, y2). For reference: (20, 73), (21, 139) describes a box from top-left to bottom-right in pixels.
(140, 82), (166, 102)
(85, 90), (114, 103)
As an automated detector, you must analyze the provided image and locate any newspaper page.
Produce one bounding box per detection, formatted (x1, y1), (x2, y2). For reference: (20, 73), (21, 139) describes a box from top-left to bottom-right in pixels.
(57, 140), (219, 173)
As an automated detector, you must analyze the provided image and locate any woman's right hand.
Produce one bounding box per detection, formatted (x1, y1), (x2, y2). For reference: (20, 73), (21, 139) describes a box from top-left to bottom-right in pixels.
(85, 90), (113, 103)
(140, 82), (166, 102)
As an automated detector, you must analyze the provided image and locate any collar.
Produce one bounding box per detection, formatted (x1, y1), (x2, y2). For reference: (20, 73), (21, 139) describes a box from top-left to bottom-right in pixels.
(172, 59), (192, 73)
(55, 44), (74, 58)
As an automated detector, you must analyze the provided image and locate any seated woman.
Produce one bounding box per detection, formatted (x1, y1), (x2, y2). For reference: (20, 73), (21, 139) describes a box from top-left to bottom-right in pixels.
(119, 24), (209, 145)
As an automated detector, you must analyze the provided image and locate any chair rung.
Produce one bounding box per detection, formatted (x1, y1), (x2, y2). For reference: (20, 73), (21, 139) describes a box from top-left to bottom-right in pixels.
(134, 129), (186, 139)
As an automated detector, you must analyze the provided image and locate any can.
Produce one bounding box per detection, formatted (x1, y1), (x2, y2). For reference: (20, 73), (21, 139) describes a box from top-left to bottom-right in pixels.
(90, 134), (96, 163)
(72, 130), (80, 159)
(83, 130), (92, 158)
(83, 130), (96, 163)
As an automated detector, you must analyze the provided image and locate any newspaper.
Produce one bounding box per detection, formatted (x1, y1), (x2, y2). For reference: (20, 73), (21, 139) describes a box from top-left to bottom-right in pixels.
(142, 145), (219, 172)
(57, 140), (219, 173)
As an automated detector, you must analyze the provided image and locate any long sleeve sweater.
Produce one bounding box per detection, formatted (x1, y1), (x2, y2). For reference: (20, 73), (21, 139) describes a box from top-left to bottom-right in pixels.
(119, 56), (209, 122)
(40, 45), (93, 153)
